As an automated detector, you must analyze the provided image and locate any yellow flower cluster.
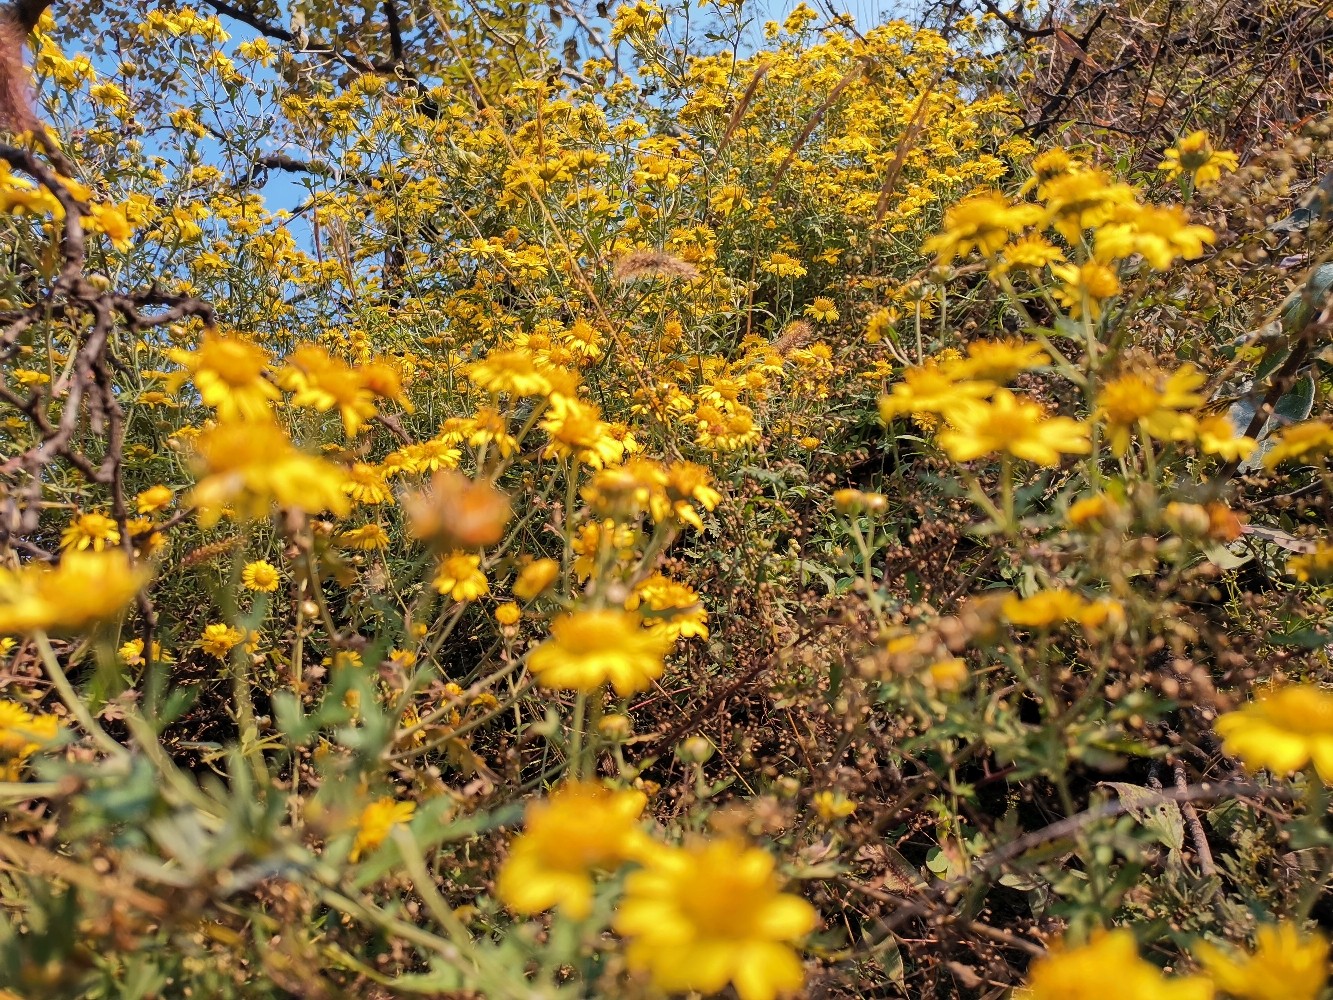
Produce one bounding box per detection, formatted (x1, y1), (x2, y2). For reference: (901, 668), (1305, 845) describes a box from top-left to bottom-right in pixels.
(497, 782), (817, 1000)
(1026, 923), (1329, 1000)
(880, 352), (1089, 468)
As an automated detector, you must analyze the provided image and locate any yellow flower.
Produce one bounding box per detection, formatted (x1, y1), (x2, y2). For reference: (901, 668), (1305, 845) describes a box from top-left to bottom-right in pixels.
(937, 389), (1090, 467)
(278, 344), (380, 436)
(497, 781), (650, 919)
(615, 837), (818, 1000)
(433, 552), (489, 602)
(495, 602), (521, 625)
(812, 790), (856, 821)
(945, 339), (1050, 382)
(1068, 494), (1117, 528)
(1039, 168), (1139, 242)
(513, 558), (561, 601)
(338, 524), (390, 551)
(994, 232), (1065, 274)
(241, 560), (280, 592)
(1263, 419), (1333, 469)
(1289, 542), (1333, 583)
(924, 657), (969, 692)
(1051, 260), (1121, 320)
(1191, 413), (1256, 461)
(652, 462), (722, 531)
(469, 349), (557, 397)
(541, 398), (626, 468)
(1022, 147), (1078, 194)
(0, 550), (149, 635)
(527, 609), (673, 695)
(343, 463), (393, 506)
(584, 459), (666, 521)
(923, 191), (1042, 263)
(119, 638), (171, 666)
(187, 421), (349, 528)
(1159, 130), (1239, 187)
(135, 484), (174, 514)
(350, 797), (416, 861)
(1195, 923), (1329, 1000)
(199, 623), (244, 660)
(804, 297), (838, 323)
(1003, 589), (1123, 630)
(1097, 365), (1207, 456)
(0, 701), (58, 756)
(1093, 204), (1215, 270)
(878, 362), (994, 423)
(0, 701), (61, 779)
(1214, 684), (1333, 782)
(1023, 929), (1213, 1000)
(761, 251), (806, 278)
(627, 573), (709, 642)
(167, 329), (280, 422)
(60, 511), (121, 552)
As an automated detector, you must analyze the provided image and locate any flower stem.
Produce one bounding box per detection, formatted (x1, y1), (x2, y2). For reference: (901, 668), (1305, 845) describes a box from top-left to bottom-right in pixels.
(33, 630), (129, 762)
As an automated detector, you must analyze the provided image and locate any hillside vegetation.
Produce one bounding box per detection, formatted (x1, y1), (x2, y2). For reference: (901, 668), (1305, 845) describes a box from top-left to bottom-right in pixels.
(1, 0), (1332, 996)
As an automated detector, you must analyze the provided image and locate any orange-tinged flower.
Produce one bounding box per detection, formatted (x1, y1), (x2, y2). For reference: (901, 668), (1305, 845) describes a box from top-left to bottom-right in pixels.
(497, 781), (650, 919)
(513, 558), (561, 601)
(527, 609), (673, 694)
(615, 837), (818, 1000)
(1215, 684), (1333, 782)
(1068, 494), (1117, 528)
(404, 470), (511, 551)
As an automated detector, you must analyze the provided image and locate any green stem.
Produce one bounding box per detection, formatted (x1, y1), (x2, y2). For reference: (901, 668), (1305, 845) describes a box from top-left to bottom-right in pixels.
(33, 631), (128, 762)
(569, 691), (587, 779)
